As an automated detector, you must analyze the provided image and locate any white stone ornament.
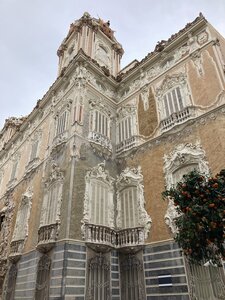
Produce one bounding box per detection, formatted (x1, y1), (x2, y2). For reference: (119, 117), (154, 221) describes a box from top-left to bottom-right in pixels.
(163, 142), (209, 233)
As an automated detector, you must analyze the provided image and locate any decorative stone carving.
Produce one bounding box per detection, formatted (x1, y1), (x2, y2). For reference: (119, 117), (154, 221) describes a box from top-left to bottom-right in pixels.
(197, 30), (209, 45)
(140, 86), (150, 111)
(116, 166), (152, 239)
(191, 50), (204, 77)
(82, 161), (114, 233)
(40, 161), (64, 228)
(88, 99), (114, 158)
(187, 33), (199, 53)
(95, 39), (111, 69)
(0, 194), (15, 260)
(12, 186), (33, 242)
(163, 142), (210, 233)
(156, 72), (192, 121)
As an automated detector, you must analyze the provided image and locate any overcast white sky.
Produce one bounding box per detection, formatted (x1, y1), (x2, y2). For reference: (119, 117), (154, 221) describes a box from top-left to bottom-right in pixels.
(0, 0), (225, 129)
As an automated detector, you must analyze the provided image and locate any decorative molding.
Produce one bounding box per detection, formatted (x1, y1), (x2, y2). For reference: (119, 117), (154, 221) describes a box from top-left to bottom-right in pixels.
(163, 142), (209, 233)
(82, 161), (114, 232)
(40, 161), (64, 227)
(140, 86), (150, 111)
(116, 166), (152, 239)
(12, 186), (33, 242)
(0, 194), (15, 260)
(191, 50), (204, 77)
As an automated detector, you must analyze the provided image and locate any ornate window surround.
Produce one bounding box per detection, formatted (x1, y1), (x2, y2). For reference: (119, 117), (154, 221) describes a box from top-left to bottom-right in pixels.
(116, 166), (152, 239)
(7, 153), (21, 190)
(53, 99), (72, 147)
(88, 99), (113, 157)
(116, 103), (141, 154)
(25, 130), (42, 174)
(40, 162), (64, 228)
(83, 161), (114, 230)
(12, 187), (33, 242)
(163, 142), (210, 234)
(156, 73), (194, 132)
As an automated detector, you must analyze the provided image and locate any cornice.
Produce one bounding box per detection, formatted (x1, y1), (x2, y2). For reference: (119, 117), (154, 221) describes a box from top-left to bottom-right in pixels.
(118, 14), (208, 83)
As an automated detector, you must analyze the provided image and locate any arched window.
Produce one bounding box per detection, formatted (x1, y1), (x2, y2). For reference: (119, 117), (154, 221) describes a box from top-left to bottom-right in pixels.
(87, 253), (110, 300)
(4, 263), (17, 300)
(34, 255), (51, 300)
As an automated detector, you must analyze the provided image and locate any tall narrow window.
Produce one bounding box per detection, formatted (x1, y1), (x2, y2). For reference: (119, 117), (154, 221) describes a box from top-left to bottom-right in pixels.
(34, 255), (51, 300)
(156, 73), (192, 131)
(74, 104), (84, 124)
(40, 163), (64, 227)
(163, 87), (184, 118)
(30, 139), (39, 162)
(83, 162), (114, 229)
(91, 110), (110, 138)
(12, 188), (32, 242)
(118, 116), (132, 143)
(90, 180), (111, 226)
(10, 160), (18, 182)
(87, 254), (110, 300)
(4, 263), (17, 300)
(120, 255), (145, 300)
(56, 111), (67, 136)
(120, 186), (138, 228)
(116, 167), (151, 237)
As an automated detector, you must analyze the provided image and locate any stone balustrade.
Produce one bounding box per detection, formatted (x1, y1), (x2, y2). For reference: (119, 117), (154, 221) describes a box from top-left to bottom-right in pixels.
(9, 239), (24, 261)
(116, 227), (145, 249)
(84, 223), (145, 252)
(37, 223), (58, 252)
(161, 106), (195, 132)
(116, 136), (141, 154)
(88, 131), (112, 151)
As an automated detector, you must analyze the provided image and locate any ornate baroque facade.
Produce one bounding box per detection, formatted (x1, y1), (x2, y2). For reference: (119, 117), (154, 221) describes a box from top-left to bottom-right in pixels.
(0, 12), (225, 300)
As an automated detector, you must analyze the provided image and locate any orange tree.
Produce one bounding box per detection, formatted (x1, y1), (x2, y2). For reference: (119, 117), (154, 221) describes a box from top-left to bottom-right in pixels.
(162, 169), (225, 265)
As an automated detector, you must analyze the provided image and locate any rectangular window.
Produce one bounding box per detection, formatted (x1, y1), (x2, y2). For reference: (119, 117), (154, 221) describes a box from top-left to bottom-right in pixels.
(163, 87), (184, 118)
(73, 105), (83, 124)
(30, 140), (39, 162)
(10, 161), (18, 181)
(92, 111), (110, 138)
(56, 111), (67, 135)
(90, 181), (110, 226)
(118, 116), (132, 143)
(120, 186), (138, 228)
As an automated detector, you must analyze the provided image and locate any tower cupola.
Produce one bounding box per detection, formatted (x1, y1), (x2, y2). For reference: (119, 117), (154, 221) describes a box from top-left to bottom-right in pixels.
(57, 12), (124, 76)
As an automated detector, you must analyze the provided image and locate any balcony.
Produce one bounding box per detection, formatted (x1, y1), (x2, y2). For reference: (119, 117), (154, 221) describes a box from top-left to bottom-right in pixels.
(160, 106), (195, 132)
(9, 239), (24, 262)
(88, 131), (112, 158)
(83, 223), (145, 253)
(37, 223), (59, 252)
(117, 227), (145, 251)
(52, 131), (68, 152)
(116, 136), (143, 155)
